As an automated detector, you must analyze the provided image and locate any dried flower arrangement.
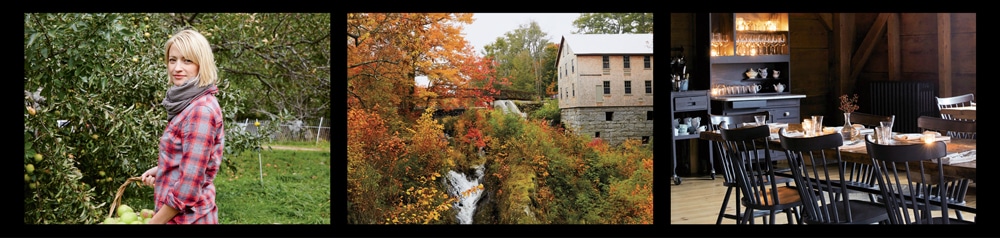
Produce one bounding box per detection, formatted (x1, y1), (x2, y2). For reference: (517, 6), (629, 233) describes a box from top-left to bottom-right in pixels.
(839, 94), (860, 113)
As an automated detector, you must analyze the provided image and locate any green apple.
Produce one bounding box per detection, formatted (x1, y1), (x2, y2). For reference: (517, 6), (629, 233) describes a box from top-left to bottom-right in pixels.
(34, 153), (43, 162)
(117, 204), (134, 217)
(26, 164), (35, 174)
(102, 217), (118, 224)
(99, 171), (106, 177)
(24, 174), (30, 182)
(119, 211), (138, 224)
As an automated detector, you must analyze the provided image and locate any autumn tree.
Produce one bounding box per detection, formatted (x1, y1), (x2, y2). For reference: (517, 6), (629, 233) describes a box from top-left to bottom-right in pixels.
(541, 43), (559, 98)
(346, 106), (407, 224)
(572, 13), (654, 34)
(349, 13), (496, 130)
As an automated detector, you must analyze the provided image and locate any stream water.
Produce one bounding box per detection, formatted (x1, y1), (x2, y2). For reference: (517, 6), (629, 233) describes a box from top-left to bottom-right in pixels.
(445, 164), (485, 224)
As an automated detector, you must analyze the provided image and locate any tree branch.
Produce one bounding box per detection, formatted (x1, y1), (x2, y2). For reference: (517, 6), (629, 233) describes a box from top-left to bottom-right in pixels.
(219, 68), (283, 99)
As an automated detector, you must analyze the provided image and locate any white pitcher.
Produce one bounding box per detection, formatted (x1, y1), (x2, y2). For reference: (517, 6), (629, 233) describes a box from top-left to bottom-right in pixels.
(773, 83), (785, 93)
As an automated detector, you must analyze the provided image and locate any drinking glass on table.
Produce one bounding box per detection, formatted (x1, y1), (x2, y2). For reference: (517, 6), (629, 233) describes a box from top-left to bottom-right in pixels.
(802, 119), (813, 136)
(812, 115), (824, 135)
(877, 125), (892, 144)
(755, 115), (767, 126)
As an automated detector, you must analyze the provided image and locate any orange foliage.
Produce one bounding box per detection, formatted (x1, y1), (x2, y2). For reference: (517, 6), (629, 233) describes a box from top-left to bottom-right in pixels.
(348, 13), (477, 122)
(347, 107), (408, 223)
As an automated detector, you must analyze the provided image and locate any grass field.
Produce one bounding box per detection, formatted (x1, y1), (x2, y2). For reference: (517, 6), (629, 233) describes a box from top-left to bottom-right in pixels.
(214, 141), (331, 224)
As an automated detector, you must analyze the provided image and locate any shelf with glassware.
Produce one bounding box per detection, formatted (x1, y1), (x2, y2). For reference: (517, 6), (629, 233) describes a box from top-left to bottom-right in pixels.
(709, 13), (789, 58)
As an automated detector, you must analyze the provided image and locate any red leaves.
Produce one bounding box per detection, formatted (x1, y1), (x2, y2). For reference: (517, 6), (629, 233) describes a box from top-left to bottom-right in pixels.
(586, 138), (608, 153)
(463, 128), (486, 148)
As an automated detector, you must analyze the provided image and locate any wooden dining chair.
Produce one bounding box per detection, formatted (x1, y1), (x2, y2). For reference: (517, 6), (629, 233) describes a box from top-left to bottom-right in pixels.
(918, 115), (976, 139)
(840, 112), (895, 203)
(916, 115), (975, 220)
(720, 125), (802, 225)
(778, 128), (889, 224)
(708, 111), (790, 224)
(936, 93), (975, 121)
(864, 135), (975, 224)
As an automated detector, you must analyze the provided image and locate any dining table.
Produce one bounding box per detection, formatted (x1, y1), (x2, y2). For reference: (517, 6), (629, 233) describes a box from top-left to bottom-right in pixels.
(700, 123), (977, 182)
(700, 123), (978, 214)
(940, 103), (976, 120)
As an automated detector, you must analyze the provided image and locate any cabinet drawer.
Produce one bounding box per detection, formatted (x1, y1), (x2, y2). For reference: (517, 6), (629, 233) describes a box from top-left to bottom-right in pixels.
(731, 100), (766, 109)
(767, 107), (799, 122)
(674, 96), (708, 111)
(767, 98), (800, 107)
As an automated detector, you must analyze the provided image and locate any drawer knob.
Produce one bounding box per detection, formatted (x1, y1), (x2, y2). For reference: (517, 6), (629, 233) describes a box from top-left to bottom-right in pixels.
(783, 112), (790, 117)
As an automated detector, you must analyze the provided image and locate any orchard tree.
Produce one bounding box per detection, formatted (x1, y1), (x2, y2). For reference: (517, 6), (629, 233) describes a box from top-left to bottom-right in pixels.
(572, 13), (654, 34)
(23, 13), (285, 224)
(189, 13), (331, 126)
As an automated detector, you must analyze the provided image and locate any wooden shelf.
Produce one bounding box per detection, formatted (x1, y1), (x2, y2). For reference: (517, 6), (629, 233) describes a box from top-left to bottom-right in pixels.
(710, 55), (790, 64)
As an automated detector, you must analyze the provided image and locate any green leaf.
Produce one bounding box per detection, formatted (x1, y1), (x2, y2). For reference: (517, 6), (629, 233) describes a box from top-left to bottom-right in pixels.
(27, 33), (41, 48)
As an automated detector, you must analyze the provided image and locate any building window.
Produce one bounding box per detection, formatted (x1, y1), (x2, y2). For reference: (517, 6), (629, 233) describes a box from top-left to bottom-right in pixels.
(645, 80), (652, 94)
(572, 84), (575, 97)
(641, 136), (650, 144)
(647, 111), (653, 120)
(644, 56), (651, 69)
(602, 56), (610, 69)
(595, 132), (600, 138)
(603, 81), (610, 94)
(623, 56), (630, 69)
(624, 81), (632, 94)
(572, 59), (575, 73)
(606, 111), (614, 121)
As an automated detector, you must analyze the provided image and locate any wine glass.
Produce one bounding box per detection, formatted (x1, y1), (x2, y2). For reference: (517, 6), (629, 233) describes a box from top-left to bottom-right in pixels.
(776, 34), (786, 55)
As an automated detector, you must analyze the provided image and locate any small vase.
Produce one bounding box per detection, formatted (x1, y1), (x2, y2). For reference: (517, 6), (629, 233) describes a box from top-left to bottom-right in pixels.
(841, 112), (860, 141)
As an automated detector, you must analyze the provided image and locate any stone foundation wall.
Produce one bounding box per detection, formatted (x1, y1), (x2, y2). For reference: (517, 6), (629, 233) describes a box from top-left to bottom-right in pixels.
(561, 106), (654, 146)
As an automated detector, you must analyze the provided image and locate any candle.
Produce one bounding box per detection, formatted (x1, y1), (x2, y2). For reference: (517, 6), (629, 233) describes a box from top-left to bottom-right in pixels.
(922, 133), (935, 144)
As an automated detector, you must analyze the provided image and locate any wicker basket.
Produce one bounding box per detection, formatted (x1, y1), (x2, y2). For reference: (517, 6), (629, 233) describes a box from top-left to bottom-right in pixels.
(107, 177), (144, 219)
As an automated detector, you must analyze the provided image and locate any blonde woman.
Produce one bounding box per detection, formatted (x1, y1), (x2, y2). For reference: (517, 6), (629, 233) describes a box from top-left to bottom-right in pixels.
(140, 29), (223, 224)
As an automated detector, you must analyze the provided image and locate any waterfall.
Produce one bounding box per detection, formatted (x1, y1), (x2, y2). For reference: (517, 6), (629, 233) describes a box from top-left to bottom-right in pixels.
(446, 164), (485, 224)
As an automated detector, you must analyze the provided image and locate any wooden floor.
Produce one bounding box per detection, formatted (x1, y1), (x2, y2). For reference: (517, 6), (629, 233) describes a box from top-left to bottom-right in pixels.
(669, 174), (977, 224)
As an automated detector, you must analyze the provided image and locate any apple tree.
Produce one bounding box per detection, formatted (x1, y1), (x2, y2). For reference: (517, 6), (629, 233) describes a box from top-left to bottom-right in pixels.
(23, 13), (282, 224)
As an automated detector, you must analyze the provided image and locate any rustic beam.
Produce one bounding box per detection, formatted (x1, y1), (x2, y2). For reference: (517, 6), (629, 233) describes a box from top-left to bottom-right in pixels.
(887, 13), (901, 81)
(834, 13), (856, 97)
(938, 13), (953, 97)
(850, 13), (889, 80)
(817, 13), (833, 32)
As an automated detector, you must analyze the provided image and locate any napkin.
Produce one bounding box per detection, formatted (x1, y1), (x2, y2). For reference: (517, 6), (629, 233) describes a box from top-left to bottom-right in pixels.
(894, 132), (950, 142)
(893, 134), (925, 141)
(781, 131), (805, 137)
(936, 150), (976, 165)
(839, 140), (866, 150)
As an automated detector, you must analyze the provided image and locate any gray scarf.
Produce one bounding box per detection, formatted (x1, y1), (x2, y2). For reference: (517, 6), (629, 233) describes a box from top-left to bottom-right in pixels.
(161, 76), (212, 122)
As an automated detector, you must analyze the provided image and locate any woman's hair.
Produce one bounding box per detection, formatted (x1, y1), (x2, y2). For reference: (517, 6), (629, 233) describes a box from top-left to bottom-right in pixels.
(164, 29), (217, 87)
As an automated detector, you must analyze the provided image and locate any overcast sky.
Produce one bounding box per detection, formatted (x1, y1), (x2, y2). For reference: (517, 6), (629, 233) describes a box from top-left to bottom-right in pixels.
(417, 13), (581, 87)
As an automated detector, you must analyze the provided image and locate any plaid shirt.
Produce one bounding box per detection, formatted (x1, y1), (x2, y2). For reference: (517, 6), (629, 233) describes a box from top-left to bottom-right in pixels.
(155, 85), (223, 224)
